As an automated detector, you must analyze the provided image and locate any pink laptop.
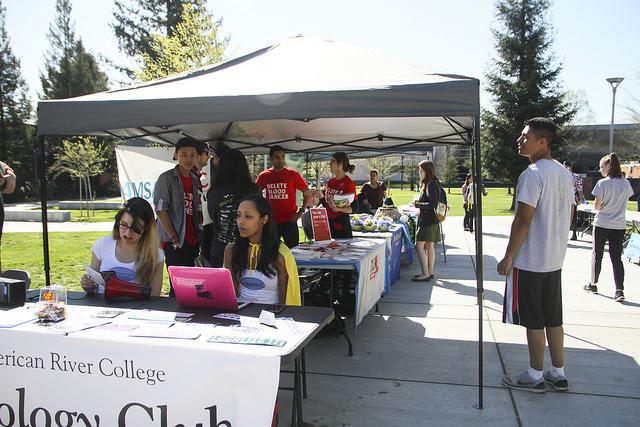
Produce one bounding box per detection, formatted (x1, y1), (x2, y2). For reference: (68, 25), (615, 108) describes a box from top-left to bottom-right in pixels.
(169, 266), (240, 310)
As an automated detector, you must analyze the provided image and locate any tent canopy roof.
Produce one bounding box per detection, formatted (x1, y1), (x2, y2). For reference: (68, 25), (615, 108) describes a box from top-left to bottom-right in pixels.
(37, 35), (479, 153)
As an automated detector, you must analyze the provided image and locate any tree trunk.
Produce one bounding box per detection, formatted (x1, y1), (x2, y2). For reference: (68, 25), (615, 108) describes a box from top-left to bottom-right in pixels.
(510, 181), (517, 211)
(79, 176), (84, 217)
(86, 175), (94, 216)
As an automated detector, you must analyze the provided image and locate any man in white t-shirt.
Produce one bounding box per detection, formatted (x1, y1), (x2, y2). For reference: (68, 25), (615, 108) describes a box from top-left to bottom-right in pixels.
(497, 117), (575, 393)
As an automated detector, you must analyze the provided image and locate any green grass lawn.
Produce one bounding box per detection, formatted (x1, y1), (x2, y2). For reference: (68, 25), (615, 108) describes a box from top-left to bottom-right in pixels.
(382, 186), (516, 216)
(5, 188), (635, 291)
(2, 232), (172, 293)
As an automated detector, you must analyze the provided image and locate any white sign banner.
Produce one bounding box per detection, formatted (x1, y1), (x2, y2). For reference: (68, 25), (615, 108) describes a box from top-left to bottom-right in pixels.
(1, 331), (279, 426)
(356, 242), (386, 325)
(115, 145), (212, 225)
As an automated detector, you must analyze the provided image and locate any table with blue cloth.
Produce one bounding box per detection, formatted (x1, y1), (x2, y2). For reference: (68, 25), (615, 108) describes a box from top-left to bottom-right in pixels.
(291, 239), (388, 329)
(352, 223), (414, 286)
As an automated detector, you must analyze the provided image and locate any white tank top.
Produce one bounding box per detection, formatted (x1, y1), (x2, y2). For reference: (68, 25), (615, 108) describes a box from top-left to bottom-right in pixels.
(239, 269), (279, 304)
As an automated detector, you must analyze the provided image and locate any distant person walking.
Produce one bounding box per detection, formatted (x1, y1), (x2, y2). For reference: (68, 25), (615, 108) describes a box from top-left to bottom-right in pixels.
(583, 153), (633, 302)
(498, 118), (574, 393)
(461, 173), (486, 233)
(462, 174), (472, 231)
(412, 160), (441, 282)
(0, 161), (16, 248)
(563, 161), (584, 240)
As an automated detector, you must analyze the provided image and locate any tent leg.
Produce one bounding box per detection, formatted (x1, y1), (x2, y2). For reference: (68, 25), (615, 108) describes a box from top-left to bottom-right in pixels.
(38, 135), (51, 288)
(472, 115), (484, 410)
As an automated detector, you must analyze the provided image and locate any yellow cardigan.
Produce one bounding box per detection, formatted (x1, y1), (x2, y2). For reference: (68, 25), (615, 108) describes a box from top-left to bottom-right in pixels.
(279, 243), (301, 306)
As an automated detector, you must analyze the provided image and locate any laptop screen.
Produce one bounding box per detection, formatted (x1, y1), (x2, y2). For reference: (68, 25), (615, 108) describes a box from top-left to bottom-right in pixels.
(168, 266), (239, 310)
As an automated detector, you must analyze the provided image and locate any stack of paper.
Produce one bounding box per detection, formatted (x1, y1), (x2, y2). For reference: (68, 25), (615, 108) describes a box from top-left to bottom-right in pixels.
(0, 307), (37, 328)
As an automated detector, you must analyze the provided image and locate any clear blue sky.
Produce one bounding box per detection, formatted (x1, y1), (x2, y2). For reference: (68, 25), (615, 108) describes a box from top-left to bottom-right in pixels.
(5, 0), (640, 124)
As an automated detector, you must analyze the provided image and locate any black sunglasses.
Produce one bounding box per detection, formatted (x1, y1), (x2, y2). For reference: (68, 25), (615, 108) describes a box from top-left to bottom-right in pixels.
(118, 221), (145, 234)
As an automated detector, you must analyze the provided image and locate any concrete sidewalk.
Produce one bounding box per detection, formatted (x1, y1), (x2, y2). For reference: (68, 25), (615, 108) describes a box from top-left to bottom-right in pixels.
(278, 216), (640, 426)
(3, 221), (113, 233)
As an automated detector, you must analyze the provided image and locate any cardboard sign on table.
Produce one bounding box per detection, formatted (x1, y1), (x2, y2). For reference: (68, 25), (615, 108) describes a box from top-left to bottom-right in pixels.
(310, 207), (332, 243)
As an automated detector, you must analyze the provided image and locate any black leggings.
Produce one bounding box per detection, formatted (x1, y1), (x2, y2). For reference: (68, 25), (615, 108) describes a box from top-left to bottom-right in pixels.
(591, 226), (625, 290)
(463, 204), (475, 231)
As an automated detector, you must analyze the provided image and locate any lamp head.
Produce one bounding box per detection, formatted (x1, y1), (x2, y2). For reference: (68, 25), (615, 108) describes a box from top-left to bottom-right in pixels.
(606, 77), (624, 88)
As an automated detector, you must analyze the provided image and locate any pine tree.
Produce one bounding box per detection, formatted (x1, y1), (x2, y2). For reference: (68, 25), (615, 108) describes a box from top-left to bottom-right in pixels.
(481, 0), (575, 208)
(0, 0), (34, 200)
(40, 0), (108, 100)
(136, 1), (228, 81)
(112, 0), (217, 76)
(39, 0), (111, 198)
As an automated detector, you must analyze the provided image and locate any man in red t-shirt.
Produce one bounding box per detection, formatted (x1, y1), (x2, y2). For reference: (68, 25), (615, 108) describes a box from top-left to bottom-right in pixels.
(256, 146), (322, 247)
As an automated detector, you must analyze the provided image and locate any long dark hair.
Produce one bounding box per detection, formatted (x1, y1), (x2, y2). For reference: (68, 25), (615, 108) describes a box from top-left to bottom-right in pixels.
(112, 197), (159, 284)
(600, 153), (623, 178)
(333, 152), (356, 174)
(230, 195), (280, 279)
(419, 160), (438, 192)
(209, 148), (254, 198)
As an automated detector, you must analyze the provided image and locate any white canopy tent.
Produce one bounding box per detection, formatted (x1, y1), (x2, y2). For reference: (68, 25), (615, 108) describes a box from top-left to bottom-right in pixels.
(36, 35), (486, 406)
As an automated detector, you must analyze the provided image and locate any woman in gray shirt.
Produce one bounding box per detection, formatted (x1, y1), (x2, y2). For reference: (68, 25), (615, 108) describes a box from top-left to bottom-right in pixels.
(584, 153), (634, 302)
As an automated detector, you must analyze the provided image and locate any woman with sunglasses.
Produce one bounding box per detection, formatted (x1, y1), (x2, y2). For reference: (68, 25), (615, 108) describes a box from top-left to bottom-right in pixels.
(80, 197), (164, 296)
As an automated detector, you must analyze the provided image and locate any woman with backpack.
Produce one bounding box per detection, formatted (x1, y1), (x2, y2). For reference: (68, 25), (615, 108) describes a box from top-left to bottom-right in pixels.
(412, 160), (441, 282)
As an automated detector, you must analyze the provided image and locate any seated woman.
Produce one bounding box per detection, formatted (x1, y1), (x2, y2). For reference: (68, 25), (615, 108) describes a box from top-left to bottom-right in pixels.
(224, 195), (301, 305)
(80, 197), (164, 296)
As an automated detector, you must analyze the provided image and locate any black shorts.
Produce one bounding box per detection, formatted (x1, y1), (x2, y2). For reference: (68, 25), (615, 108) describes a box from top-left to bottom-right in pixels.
(502, 267), (563, 329)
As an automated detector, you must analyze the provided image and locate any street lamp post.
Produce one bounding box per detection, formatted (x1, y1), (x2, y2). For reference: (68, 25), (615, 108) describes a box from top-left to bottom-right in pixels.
(606, 77), (624, 154)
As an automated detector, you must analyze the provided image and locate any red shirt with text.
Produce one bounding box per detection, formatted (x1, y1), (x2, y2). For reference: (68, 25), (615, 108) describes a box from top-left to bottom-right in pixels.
(256, 167), (309, 224)
(179, 174), (197, 246)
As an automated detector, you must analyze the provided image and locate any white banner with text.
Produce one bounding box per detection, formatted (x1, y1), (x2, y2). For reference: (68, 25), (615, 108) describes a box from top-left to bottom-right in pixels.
(1, 331), (279, 426)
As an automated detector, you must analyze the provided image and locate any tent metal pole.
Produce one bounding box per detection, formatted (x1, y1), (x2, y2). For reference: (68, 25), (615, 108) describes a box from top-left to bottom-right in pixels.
(38, 135), (51, 287)
(473, 114), (484, 410)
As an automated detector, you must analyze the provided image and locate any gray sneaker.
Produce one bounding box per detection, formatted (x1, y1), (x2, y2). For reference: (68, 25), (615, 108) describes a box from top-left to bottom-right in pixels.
(502, 371), (545, 393)
(583, 283), (598, 293)
(614, 290), (625, 302)
(543, 371), (569, 391)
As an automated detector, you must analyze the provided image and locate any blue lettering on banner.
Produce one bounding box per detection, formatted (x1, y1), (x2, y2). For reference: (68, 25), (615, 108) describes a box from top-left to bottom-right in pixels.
(121, 181), (155, 202)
